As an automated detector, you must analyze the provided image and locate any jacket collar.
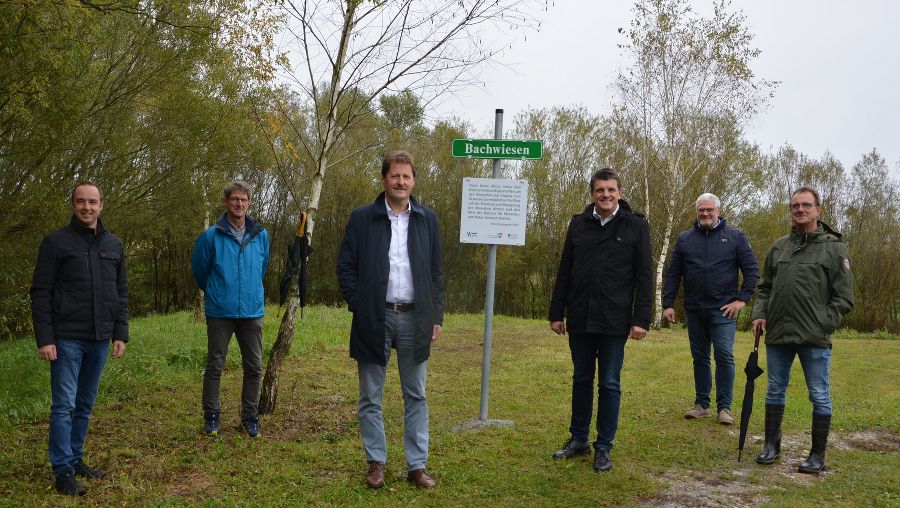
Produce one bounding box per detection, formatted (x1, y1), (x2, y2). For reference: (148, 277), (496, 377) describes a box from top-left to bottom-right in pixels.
(580, 198), (633, 220)
(790, 220), (841, 243)
(69, 216), (107, 237)
(215, 212), (262, 237)
(693, 217), (727, 232)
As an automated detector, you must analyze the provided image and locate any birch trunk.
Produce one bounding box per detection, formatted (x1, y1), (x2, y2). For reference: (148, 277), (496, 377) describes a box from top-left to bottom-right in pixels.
(258, 2), (354, 415)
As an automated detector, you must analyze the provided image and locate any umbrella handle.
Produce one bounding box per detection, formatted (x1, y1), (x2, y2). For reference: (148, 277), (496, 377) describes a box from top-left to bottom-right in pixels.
(296, 211), (308, 236)
(753, 328), (764, 352)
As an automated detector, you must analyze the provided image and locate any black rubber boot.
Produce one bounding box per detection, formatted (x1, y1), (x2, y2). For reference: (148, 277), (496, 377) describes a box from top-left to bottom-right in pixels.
(798, 413), (831, 474)
(756, 404), (784, 465)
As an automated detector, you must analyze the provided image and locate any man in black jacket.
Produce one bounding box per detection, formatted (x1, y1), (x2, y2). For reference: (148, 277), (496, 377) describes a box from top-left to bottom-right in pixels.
(337, 151), (445, 489)
(662, 193), (759, 425)
(31, 181), (128, 496)
(548, 168), (652, 472)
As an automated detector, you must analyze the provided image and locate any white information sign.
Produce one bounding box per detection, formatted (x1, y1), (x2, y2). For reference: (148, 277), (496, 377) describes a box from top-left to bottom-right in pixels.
(459, 178), (528, 246)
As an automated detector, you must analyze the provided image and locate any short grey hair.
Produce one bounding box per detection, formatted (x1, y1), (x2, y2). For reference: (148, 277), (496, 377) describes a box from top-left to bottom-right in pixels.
(223, 181), (253, 201)
(695, 193), (720, 209)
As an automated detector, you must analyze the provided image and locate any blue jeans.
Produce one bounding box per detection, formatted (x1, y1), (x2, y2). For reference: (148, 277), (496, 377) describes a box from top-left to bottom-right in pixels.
(765, 344), (832, 415)
(685, 309), (736, 411)
(567, 333), (627, 451)
(357, 310), (429, 471)
(49, 339), (110, 475)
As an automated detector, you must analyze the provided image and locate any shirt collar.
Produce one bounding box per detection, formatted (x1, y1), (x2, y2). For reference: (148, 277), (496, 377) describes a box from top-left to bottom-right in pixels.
(593, 203), (619, 222)
(700, 218), (721, 231)
(385, 198), (412, 216)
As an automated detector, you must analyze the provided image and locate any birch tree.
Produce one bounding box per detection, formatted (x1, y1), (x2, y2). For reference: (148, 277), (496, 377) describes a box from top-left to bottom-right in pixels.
(843, 151), (900, 332)
(615, 0), (775, 328)
(259, 0), (543, 413)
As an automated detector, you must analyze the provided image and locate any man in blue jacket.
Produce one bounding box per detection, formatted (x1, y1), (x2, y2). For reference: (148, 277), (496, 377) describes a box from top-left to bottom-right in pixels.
(31, 181), (128, 496)
(192, 181), (269, 438)
(337, 150), (445, 489)
(663, 193), (759, 425)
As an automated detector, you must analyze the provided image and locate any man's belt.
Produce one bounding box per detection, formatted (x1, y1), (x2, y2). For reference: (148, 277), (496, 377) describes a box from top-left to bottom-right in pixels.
(386, 302), (415, 312)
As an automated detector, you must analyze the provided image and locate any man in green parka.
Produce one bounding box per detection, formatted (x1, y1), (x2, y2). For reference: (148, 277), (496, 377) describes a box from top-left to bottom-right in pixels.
(751, 186), (854, 473)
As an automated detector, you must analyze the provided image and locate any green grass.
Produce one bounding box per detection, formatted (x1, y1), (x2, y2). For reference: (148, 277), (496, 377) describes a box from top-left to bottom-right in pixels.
(0, 307), (898, 506)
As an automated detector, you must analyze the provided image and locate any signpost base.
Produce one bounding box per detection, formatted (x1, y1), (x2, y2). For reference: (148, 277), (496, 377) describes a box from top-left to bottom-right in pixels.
(451, 418), (514, 432)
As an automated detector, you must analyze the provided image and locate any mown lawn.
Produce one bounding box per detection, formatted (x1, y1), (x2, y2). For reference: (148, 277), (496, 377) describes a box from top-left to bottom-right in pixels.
(1, 306), (898, 507)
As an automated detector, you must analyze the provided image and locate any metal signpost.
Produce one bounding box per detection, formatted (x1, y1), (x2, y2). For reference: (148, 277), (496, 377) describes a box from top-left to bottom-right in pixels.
(452, 109), (543, 431)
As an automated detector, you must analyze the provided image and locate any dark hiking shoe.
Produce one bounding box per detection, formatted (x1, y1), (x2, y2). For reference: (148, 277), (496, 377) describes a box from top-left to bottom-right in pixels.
(552, 437), (591, 460)
(204, 411), (221, 436)
(241, 415), (261, 438)
(74, 460), (106, 479)
(593, 448), (612, 472)
(55, 470), (86, 496)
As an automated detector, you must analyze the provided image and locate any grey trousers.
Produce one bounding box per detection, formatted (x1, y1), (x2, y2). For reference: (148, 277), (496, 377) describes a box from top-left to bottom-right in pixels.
(357, 310), (429, 471)
(203, 317), (263, 420)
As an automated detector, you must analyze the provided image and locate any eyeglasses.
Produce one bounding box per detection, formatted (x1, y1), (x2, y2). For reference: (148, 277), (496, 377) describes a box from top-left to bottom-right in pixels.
(696, 208), (717, 214)
(790, 202), (816, 210)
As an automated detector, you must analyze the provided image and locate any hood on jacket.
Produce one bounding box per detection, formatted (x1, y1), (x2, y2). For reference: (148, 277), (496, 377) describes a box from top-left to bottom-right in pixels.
(789, 220), (842, 246)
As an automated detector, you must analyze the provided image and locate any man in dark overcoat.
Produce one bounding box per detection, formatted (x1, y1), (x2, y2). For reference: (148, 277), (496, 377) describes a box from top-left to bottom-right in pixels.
(548, 168), (652, 472)
(337, 150), (445, 489)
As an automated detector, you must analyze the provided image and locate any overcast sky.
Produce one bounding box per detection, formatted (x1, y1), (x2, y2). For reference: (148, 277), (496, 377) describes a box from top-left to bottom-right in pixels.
(436, 0), (899, 174)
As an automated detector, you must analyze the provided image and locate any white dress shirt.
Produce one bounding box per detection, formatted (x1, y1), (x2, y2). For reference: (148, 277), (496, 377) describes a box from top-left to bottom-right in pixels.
(593, 204), (619, 226)
(386, 199), (414, 303)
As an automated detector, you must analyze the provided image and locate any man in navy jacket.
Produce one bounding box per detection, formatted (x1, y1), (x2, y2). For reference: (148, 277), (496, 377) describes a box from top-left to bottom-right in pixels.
(663, 193), (759, 424)
(192, 181), (269, 438)
(548, 168), (653, 473)
(31, 181), (128, 496)
(337, 150), (445, 489)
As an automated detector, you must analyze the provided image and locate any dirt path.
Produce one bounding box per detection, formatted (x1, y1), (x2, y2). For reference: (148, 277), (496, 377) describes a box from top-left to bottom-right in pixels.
(645, 430), (900, 507)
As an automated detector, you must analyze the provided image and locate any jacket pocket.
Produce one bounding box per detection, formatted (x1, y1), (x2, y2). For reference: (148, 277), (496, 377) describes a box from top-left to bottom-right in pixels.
(99, 250), (121, 282)
(820, 306), (841, 335)
(614, 233), (636, 250)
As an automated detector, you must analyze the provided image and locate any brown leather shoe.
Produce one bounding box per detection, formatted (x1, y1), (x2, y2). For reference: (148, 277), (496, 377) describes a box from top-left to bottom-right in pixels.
(406, 469), (437, 488)
(365, 461), (385, 488)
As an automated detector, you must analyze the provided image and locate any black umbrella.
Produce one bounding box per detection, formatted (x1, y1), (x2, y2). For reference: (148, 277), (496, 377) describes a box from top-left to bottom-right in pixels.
(278, 212), (312, 317)
(738, 327), (765, 461)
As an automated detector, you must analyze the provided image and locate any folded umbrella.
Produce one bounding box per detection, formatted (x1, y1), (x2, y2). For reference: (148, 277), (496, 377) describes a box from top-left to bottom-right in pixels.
(278, 212), (312, 317)
(737, 327), (765, 461)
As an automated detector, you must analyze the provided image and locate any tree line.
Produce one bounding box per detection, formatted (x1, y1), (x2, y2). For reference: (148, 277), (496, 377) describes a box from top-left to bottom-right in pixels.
(1, 0), (897, 341)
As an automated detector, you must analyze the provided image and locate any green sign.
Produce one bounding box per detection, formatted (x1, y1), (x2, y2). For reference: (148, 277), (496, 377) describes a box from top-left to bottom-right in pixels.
(452, 139), (543, 160)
